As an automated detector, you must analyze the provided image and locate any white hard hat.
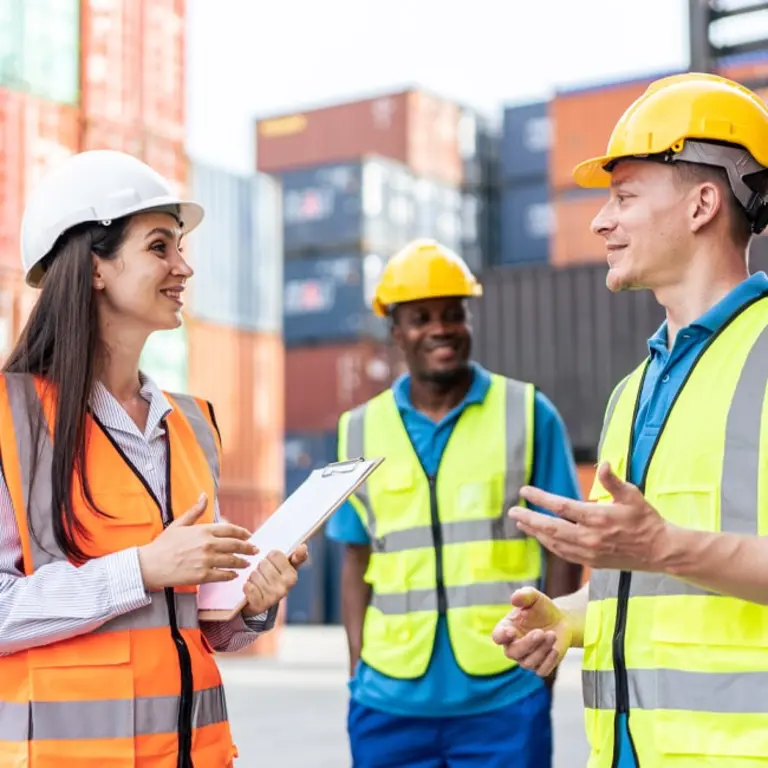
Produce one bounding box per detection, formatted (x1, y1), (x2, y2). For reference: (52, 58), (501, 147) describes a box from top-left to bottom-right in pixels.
(20, 149), (205, 288)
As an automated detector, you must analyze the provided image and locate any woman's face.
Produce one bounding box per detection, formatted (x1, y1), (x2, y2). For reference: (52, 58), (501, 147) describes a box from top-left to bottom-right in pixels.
(93, 211), (193, 333)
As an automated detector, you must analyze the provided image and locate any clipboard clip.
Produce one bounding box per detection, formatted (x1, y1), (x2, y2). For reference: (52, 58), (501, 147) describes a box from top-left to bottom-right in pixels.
(322, 457), (365, 476)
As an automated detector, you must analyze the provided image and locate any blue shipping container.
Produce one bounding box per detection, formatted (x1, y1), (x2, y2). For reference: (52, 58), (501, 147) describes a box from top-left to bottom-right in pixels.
(501, 101), (552, 184)
(499, 182), (554, 266)
(280, 157), (417, 255)
(284, 432), (337, 625)
(188, 163), (283, 332)
(283, 251), (389, 347)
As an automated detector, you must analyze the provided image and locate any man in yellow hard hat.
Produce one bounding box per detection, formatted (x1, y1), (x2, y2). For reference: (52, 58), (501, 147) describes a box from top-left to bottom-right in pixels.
(326, 238), (584, 767)
(491, 73), (768, 767)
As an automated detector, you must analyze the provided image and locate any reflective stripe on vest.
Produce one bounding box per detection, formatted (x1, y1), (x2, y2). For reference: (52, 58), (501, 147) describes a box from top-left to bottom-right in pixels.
(584, 296), (768, 767)
(0, 683), (227, 741)
(0, 374), (234, 767)
(340, 374), (538, 679)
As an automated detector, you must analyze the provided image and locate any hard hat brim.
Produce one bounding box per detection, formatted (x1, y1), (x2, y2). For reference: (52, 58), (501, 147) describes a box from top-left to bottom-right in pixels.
(25, 197), (205, 288)
(372, 285), (483, 318)
(572, 155), (613, 188)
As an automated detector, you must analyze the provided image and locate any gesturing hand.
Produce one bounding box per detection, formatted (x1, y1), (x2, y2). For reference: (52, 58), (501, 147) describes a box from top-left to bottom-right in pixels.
(508, 461), (673, 571)
(491, 587), (572, 678)
(241, 545), (309, 617)
(138, 493), (258, 590)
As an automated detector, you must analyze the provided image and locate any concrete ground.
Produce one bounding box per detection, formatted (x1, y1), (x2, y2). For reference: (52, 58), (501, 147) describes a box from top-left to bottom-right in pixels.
(218, 626), (590, 767)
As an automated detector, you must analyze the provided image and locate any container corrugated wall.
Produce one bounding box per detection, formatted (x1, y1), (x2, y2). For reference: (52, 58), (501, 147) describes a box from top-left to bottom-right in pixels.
(285, 341), (406, 433)
(283, 252), (387, 347)
(499, 181), (553, 266)
(80, 0), (143, 126)
(256, 88), (464, 186)
(187, 320), (284, 497)
(472, 262), (664, 457)
(500, 101), (552, 185)
(188, 163), (283, 333)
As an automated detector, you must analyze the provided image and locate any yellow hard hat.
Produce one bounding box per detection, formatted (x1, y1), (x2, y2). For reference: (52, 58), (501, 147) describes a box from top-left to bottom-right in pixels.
(372, 239), (482, 318)
(573, 72), (768, 184)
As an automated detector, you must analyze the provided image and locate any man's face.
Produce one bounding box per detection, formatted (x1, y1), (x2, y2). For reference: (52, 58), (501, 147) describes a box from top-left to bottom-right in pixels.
(391, 297), (472, 385)
(590, 160), (695, 292)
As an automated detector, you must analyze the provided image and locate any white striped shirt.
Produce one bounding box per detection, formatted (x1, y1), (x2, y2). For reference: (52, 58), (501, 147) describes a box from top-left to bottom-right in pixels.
(0, 374), (276, 656)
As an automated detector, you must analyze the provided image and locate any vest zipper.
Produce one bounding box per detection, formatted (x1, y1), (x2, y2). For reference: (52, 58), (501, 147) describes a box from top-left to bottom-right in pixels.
(428, 473), (447, 615)
(89, 413), (197, 766)
(163, 423), (195, 768)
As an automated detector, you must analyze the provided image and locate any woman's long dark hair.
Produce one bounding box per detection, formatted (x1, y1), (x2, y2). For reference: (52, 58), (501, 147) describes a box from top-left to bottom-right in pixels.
(3, 217), (132, 562)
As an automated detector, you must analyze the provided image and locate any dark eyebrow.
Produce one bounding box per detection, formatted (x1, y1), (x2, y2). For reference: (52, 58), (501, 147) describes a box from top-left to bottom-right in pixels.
(144, 227), (180, 240)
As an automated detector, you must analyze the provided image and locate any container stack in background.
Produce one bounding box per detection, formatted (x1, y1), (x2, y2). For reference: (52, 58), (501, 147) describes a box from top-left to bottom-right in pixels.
(498, 100), (554, 266)
(255, 88), (499, 624)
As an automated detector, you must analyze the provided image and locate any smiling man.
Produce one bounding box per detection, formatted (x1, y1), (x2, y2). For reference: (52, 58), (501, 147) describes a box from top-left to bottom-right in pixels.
(492, 73), (768, 768)
(327, 239), (583, 768)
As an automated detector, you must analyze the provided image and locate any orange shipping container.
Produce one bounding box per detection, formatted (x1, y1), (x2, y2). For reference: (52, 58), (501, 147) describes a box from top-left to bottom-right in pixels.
(80, 0), (143, 127)
(187, 321), (284, 496)
(81, 119), (143, 156)
(285, 341), (406, 433)
(550, 78), (653, 192)
(21, 97), (80, 208)
(256, 89), (463, 186)
(0, 90), (24, 272)
(551, 192), (607, 268)
(140, 0), (186, 143)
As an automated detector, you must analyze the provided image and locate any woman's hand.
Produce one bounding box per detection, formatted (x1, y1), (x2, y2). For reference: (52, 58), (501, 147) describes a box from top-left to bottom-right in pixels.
(241, 545), (309, 617)
(138, 493), (257, 590)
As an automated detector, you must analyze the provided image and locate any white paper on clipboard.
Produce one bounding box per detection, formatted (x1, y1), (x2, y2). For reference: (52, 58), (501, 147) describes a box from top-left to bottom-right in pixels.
(197, 456), (384, 621)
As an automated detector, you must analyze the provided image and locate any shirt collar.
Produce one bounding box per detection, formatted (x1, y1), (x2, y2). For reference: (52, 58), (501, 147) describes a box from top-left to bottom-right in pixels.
(648, 271), (768, 354)
(392, 361), (492, 413)
(90, 372), (172, 438)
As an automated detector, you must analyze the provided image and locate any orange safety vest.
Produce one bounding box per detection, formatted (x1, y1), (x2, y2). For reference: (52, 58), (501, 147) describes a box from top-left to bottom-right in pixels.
(0, 373), (237, 768)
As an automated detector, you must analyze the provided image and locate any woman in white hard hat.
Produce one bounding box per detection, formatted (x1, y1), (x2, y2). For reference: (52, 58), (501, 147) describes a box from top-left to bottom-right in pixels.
(0, 149), (307, 767)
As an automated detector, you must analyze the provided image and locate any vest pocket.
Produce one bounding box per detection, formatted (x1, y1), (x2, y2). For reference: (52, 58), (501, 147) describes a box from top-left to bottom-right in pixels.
(28, 631), (136, 764)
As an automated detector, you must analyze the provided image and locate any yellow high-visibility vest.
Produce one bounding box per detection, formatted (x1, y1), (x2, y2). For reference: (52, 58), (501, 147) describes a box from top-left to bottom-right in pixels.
(338, 373), (541, 679)
(586, 294), (768, 767)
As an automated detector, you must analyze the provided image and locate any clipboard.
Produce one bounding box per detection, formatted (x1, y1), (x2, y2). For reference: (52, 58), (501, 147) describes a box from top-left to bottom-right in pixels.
(197, 456), (384, 621)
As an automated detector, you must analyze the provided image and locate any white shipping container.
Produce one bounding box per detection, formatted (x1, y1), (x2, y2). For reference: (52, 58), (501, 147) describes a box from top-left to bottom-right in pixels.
(188, 163), (283, 333)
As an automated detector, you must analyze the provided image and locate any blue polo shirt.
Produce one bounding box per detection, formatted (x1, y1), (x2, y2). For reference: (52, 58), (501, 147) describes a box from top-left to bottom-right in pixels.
(326, 361), (582, 718)
(615, 271), (768, 767)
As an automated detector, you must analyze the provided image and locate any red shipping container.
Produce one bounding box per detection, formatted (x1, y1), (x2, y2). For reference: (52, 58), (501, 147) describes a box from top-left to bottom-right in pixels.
(81, 119), (143, 157)
(285, 341), (406, 433)
(550, 78), (653, 192)
(551, 192), (607, 268)
(0, 90), (24, 272)
(217, 488), (282, 533)
(142, 134), (189, 196)
(21, 97), (81, 210)
(256, 89), (463, 186)
(187, 320), (284, 495)
(140, 0), (186, 143)
(80, 0), (143, 127)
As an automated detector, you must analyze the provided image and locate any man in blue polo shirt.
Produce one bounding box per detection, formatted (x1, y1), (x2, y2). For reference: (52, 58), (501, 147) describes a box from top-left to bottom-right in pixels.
(328, 239), (583, 767)
(494, 73), (768, 768)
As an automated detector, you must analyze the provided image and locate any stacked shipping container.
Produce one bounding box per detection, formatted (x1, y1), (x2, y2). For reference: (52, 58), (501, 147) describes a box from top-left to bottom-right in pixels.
(498, 101), (554, 266)
(258, 88), (485, 623)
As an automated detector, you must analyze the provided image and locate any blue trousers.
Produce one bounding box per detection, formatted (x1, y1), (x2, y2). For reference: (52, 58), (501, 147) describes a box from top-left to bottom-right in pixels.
(347, 686), (553, 768)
